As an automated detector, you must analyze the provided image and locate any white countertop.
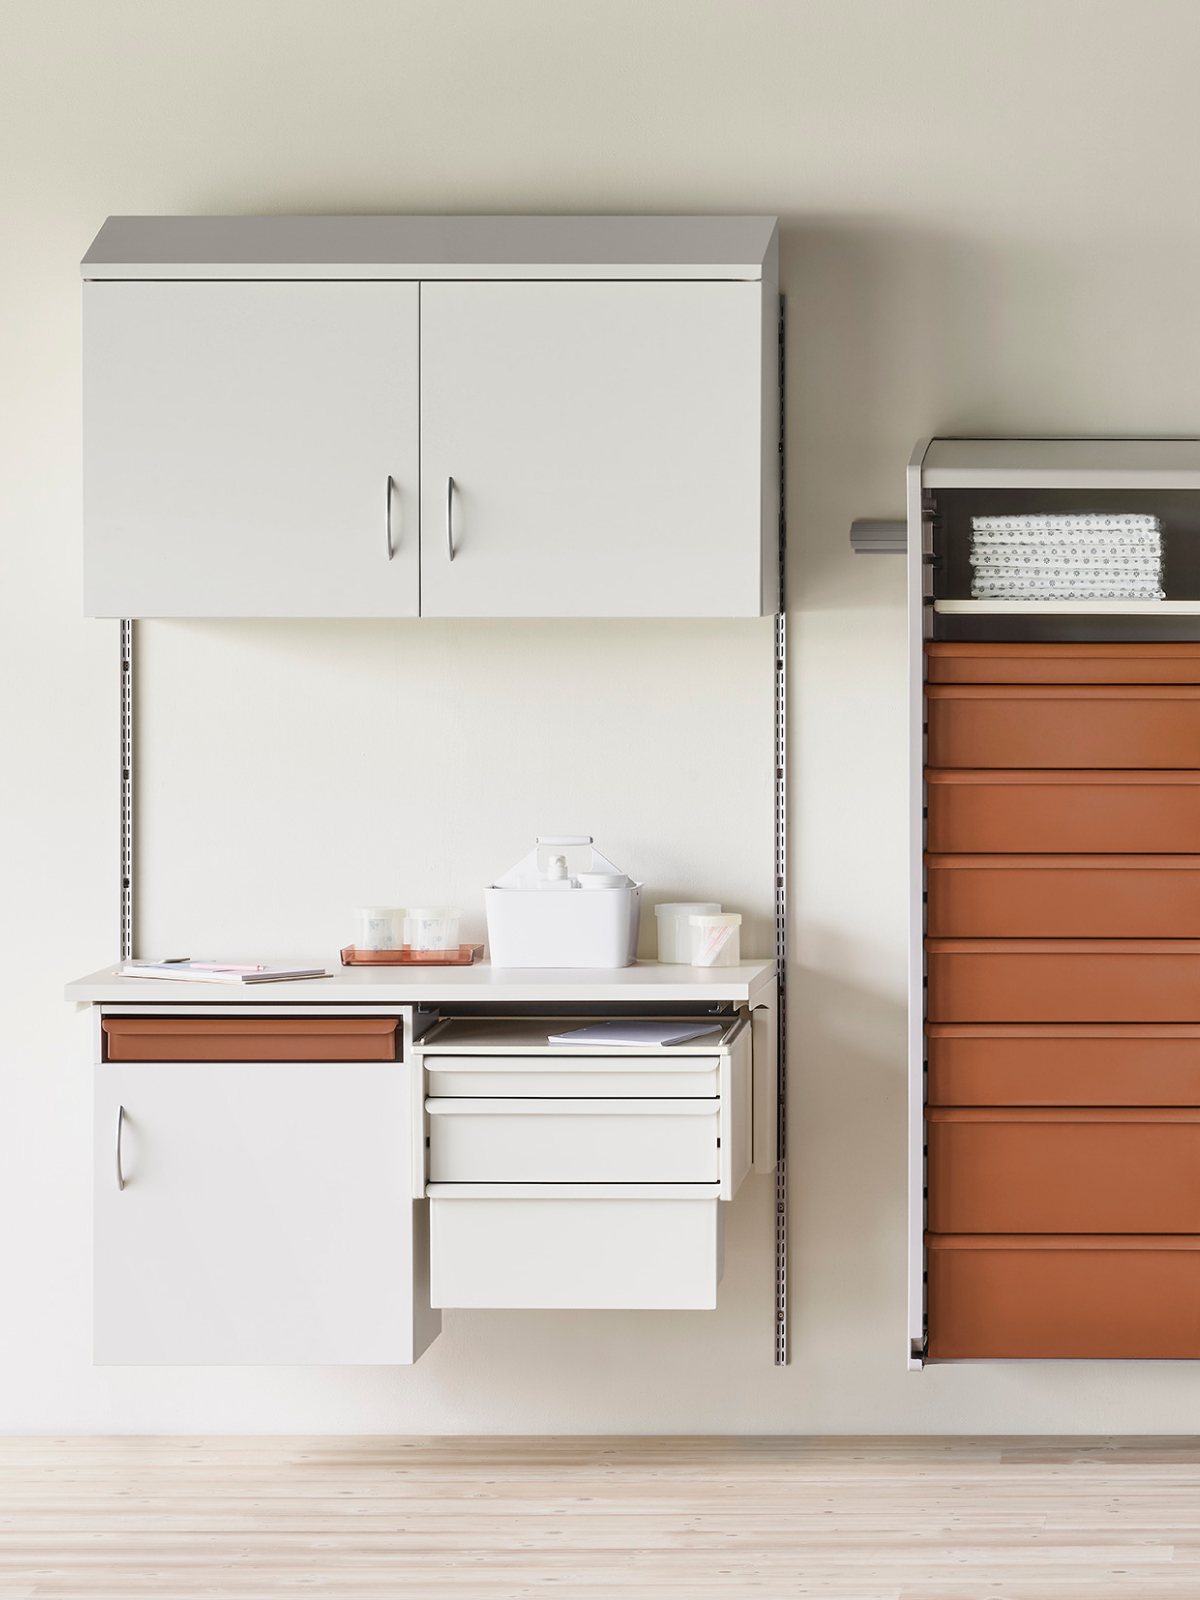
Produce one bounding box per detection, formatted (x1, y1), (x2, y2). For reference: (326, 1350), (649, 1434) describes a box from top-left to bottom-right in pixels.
(65, 959), (777, 1007)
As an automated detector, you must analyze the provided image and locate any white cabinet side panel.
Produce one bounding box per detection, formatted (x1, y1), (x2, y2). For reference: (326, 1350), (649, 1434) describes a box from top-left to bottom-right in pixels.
(83, 281), (420, 617)
(419, 280), (766, 617)
(907, 440), (930, 1365)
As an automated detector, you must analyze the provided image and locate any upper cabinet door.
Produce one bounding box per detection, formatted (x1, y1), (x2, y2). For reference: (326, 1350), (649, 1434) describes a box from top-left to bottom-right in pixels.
(83, 281), (420, 617)
(419, 281), (774, 618)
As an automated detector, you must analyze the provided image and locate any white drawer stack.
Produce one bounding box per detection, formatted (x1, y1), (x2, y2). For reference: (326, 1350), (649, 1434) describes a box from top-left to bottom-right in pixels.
(412, 1016), (752, 1309)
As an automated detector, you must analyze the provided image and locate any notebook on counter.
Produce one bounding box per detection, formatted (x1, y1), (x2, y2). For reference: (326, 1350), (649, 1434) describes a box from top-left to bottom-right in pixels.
(119, 960), (330, 985)
(546, 1021), (723, 1048)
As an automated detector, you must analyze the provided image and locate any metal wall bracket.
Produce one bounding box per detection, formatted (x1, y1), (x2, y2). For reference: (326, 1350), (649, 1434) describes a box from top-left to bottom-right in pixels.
(850, 518), (907, 554)
(775, 297), (788, 1366)
(120, 619), (134, 963)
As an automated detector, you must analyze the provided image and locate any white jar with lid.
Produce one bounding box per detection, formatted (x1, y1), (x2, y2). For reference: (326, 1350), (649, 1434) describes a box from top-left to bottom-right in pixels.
(356, 907), (405, 951)
(405, 908), (461, 952)
(654, 902), (720, 964)
(689, 911), (741, 967)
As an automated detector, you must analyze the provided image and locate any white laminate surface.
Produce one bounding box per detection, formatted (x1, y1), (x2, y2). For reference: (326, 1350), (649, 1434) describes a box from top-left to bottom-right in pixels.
(66, 959), (777, 1007)
(922, 436), (1200, 488)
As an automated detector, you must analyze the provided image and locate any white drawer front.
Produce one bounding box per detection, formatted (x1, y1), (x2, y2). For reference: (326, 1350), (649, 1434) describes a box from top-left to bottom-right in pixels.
(430, 1196), (723, 1308)
(426, 1098), (720, 1183)
(425, 1058), (719, 1098)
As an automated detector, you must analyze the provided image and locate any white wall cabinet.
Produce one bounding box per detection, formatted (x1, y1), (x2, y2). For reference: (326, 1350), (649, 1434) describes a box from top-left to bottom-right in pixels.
(94, 1060), (437, 1365)
(83, 281), (421, 618)
(419, 281), (771, 617)
(81, 215), (779, 619)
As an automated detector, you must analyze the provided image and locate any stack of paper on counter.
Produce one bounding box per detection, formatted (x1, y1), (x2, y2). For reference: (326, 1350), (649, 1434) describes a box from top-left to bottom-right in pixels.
(118, 960), (330, 984)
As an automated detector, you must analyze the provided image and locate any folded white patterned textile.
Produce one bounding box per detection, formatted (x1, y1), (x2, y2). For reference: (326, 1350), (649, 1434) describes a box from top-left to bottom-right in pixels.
(969, 512), (1163, 600)
(972, 513), (1160, 536)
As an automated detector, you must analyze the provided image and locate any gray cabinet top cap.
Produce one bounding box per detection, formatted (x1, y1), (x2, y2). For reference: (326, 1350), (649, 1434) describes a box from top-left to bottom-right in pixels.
(81, 214), (779, 282)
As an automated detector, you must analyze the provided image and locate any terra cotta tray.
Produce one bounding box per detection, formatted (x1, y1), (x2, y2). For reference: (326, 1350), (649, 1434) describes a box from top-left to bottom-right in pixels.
(340, 944), (484, 967)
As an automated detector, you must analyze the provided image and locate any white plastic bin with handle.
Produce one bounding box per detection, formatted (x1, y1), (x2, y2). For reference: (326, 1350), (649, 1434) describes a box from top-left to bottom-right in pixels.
(484, 837), (641, 968)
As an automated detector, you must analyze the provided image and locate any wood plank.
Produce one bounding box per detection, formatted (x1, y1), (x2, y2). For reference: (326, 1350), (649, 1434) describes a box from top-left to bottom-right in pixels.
(0, 1438), (1197, 1597)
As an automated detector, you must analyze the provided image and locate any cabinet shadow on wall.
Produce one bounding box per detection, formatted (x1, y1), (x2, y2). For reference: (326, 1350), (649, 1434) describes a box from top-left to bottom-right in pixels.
(788, 954), (908, 1347)
(779, 216), (1108, 606)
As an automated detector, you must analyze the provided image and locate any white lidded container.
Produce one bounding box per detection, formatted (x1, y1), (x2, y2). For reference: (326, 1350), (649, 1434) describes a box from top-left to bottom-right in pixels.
(485, 837), (641, 968)
(406, 908), (461, 952)
(356, 906), (405, 951)
(690, 911), (742, 967)
(654, 902), (720, 964)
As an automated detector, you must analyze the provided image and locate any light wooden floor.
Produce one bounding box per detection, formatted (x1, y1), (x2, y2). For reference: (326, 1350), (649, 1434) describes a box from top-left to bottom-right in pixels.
(0, 1436), (1198, 1598)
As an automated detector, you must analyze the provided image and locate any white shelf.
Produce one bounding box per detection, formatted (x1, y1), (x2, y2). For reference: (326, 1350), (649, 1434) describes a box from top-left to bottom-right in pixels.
(66, 959), (778, 1008)
(934, 599), (1200, 616)
(921, 437), (1200, 489)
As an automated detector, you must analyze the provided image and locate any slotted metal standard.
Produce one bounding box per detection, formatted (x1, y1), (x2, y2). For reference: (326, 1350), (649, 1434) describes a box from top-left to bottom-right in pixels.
(775, 297), (788, 1365)
(119, 619), (134, 963)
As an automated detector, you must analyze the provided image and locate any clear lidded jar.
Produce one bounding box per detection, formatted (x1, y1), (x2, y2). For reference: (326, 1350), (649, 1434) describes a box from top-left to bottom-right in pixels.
(357, 907), (405, 951)
(689, 912), (742, 967)
(405, 907), (461, 952)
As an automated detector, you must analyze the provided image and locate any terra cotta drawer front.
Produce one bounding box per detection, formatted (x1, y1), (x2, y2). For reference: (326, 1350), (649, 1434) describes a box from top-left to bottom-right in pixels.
(927, 939), (1200, 1023)
(926, 642), (1200, 686)
(102, 1016), (400, 1061)
(926, 1235), (1200, 1359)
(927, 1107), (1200, 1233)
(926, 685), (1200, 769)
(926, 771), (1200, 854)
(927, 1025), (1200, 1105)
(926, 855), (1200, 938)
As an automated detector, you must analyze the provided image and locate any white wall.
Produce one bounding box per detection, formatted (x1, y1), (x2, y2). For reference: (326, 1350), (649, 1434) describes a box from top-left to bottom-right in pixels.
(7, 0), (1200, 1432)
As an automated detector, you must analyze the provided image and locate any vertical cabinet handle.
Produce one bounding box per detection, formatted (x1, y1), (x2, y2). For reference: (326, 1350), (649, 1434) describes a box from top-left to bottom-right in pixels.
(115, 1104), (126, 1192)
(385, 475), (396, 561)
(446, 476), (456, 562)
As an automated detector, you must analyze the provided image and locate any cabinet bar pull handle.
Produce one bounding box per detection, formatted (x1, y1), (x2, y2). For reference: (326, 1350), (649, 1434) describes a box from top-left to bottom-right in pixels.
(116, 1105), (126, 1192)
(446, 476), (456, 562)
(385, 475), (395, 561)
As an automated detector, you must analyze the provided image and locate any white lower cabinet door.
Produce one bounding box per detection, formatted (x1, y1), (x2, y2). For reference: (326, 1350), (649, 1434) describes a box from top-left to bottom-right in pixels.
(94, 1062), (439, 1365)
(429, 1194), (724, 1310)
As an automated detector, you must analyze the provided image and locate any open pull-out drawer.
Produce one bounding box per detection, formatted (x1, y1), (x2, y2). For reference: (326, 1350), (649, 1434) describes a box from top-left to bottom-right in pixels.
(428, 1185), (723, 1309)
(427, 1098), (720, 1183)
(928, 1106), (1200, 1233)
(103, 1015), (401, 1061)
(928, 1233), (1200, 1360)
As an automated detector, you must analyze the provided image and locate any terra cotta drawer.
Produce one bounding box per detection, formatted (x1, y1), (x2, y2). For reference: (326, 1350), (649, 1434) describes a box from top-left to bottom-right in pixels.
(926, 855), (1200, 938)
(927, 1106), (1200, 1233)
(926, 771), (1200, 854)
(102, 1015), (401, 1061)
(926, 684), (1200, 769)
(927, 1024), (1200, 1105)
(926, 939), (1200, 1023)
(926, 642), (1200, 686)
(927, 1234), (1200, 1359)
